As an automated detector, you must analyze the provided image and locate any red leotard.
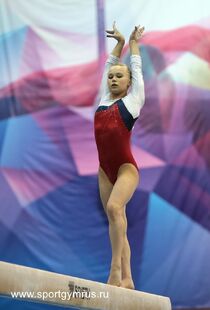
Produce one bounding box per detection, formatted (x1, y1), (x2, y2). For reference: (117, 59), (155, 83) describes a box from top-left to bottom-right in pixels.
(94, 99), (138, 184)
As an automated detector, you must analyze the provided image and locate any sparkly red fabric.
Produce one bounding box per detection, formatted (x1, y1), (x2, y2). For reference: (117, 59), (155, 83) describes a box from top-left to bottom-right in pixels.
(94, 103), (138, 184)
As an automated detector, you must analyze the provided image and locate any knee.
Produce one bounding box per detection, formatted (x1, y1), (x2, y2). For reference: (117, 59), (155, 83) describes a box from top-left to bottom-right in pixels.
(106, 201), (123, 222)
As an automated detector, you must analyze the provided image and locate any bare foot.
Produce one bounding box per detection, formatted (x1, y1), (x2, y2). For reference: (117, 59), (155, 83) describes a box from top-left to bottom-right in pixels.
(120, 278), (135, 289)
(107, 266), (121, 287)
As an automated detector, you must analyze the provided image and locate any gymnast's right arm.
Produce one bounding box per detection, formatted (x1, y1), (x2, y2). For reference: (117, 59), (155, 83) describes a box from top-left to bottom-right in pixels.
(100, 22), (125, 101)
(126, 25), (145, 118)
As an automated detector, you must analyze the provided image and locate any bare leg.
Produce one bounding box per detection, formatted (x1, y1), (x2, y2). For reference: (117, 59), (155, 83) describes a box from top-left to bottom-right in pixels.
(121, 208), (135, 289)
(106, 164), (139, 287)
(98, 166), (113, 211)
(106, 203), (125, 286)
(98, 165), (139, 288)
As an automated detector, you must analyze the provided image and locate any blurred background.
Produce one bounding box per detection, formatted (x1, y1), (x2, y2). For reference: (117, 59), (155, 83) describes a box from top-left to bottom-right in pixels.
(0, 0), (210, 309)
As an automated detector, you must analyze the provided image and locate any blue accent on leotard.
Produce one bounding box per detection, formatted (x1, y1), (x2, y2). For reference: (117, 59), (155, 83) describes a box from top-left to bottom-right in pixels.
(96, 99), (138, 131)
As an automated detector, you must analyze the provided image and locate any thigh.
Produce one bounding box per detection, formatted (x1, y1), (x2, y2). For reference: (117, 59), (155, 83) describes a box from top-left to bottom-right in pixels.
(98, 166), (114, 212)
(107, 164), (139, 207)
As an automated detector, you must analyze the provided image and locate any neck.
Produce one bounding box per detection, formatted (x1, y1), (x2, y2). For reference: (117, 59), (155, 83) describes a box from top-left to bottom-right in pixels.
(110, 91), (127, 100)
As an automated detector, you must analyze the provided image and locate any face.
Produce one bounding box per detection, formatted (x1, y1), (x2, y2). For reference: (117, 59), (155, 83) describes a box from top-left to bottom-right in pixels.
(107, 65), (131, 98)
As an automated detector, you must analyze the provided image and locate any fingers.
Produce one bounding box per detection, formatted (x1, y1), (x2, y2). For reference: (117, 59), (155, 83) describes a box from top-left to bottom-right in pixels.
(135, 25), (144, 32)
(135, 25), (145, 38)
(132, 25), (144, 36)
(106, 23), (144, 40)
(139, 26), (145, 37)
(113, 21), (116, 30)
(106, 30), (114, 34)
(106, 21), (116, 34)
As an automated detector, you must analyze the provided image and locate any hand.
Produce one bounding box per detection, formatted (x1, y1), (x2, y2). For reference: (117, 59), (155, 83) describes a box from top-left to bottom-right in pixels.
(129, 25), (144, 42)
(106, 21), (125, 43)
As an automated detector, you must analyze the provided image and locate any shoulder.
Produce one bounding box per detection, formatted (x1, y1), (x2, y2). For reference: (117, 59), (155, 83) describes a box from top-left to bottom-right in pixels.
(122, 96), (140, 119)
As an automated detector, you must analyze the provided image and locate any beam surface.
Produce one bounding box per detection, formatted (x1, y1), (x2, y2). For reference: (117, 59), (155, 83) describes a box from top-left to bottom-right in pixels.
(0, 261), (171, 310)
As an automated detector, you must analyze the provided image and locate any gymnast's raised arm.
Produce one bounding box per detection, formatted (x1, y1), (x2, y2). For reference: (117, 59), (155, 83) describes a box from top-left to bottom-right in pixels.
(100, 22), (125, 101)
(106, 21), (125, 57)
(126, 25), (145, 117)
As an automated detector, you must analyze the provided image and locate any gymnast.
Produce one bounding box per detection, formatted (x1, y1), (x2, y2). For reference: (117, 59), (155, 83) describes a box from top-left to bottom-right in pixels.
(94, 22), (145, 289)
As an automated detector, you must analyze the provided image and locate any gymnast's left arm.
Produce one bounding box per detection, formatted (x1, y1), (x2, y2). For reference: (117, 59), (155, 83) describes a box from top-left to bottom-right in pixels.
(126, 26), (145, 118)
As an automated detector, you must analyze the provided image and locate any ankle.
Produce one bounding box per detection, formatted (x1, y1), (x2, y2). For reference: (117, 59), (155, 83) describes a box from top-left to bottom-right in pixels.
(122, 275), (132, 280)
(110, 263), (121, 271)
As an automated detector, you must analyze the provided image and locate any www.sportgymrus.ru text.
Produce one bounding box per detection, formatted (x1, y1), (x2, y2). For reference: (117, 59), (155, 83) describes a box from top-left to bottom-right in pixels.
(11, 290), (109, 301)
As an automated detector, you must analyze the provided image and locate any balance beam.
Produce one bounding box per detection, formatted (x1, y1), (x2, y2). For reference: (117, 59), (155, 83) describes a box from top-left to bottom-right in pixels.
(0, 261), (171, 310)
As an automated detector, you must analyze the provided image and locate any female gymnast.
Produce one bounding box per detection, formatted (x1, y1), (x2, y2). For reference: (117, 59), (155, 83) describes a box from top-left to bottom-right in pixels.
(94, 22), (145, 289)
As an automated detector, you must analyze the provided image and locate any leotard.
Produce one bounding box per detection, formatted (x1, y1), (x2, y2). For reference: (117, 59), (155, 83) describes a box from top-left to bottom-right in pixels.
(94, 54), (145, 184)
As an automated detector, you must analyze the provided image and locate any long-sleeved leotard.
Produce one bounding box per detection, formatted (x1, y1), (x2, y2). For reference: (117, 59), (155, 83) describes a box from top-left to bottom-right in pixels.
(94, 54), (145, 184)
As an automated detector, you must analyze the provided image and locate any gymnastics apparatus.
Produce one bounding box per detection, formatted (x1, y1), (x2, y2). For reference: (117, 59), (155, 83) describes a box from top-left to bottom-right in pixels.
(0, 261), (171, 310)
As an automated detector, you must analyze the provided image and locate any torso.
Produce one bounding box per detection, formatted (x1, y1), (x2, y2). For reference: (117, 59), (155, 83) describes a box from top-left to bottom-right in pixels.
(94, 99), (138, 184)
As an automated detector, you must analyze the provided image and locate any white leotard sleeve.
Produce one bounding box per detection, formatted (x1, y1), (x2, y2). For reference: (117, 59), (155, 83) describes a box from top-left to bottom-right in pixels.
(99, 54), (119, 103)
(123, 55), (145, 118)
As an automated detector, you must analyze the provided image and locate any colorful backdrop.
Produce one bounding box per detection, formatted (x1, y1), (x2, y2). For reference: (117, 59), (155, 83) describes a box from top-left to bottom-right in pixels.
(0, 0), (210, 309)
